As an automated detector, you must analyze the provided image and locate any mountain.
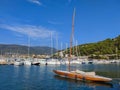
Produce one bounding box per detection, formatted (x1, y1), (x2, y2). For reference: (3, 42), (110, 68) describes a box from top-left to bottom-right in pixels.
(64, 35), (120, 59)
(0, 44), (57, 55)
(1, 35), (120, 59)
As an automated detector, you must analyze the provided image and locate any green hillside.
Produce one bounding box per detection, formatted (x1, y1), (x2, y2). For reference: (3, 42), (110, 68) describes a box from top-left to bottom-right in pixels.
(64, 35), (120, 59)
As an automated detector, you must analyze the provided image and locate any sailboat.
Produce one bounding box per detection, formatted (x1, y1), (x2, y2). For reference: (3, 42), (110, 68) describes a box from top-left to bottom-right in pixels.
(53, 8), (112, 82)
(24, 33), (31, 65)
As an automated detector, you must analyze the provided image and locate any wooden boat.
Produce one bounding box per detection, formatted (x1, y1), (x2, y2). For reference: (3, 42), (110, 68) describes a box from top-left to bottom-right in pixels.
(53, 69), (112, 82)
(53, 8), (112, 82)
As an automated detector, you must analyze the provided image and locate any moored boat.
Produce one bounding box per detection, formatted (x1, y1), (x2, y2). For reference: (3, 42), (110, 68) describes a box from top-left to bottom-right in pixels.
(14, 60), (23, 66)
(53, 69), (112, 82)
(24, 60), (31, 65)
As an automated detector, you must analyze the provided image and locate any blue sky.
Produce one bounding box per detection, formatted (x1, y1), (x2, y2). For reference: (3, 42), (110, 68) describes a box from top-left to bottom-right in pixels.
(0, 0), (120, 49)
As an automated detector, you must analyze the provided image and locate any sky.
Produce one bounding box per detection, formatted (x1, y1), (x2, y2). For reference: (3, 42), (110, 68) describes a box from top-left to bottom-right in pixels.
(0, 0), (120, 49)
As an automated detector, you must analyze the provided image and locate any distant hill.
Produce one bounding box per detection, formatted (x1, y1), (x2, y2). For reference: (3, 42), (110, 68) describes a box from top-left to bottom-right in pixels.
(0, 44), (57, 55)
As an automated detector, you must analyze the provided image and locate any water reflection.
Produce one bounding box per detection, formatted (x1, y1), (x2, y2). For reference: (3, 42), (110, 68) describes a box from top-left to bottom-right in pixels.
(24, 66), (31, 80)
(1, 64), (120, 90)
(54, 75), (113, 88)
(14, 65), (21, 78)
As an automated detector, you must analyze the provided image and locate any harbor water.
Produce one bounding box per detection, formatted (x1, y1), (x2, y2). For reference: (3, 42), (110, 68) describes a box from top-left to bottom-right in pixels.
(0, 64), (120, 90)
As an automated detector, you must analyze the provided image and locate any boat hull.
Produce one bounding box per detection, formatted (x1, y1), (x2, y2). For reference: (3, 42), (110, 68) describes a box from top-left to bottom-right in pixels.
(53, 70), (112, 82)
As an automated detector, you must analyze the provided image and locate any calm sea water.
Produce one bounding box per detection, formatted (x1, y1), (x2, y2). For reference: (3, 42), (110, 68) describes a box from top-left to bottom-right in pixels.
(0, 64), (120, 90)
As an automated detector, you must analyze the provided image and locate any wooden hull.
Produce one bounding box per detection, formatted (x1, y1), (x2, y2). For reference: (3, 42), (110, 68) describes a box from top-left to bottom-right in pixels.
(53, 70), (112, 82)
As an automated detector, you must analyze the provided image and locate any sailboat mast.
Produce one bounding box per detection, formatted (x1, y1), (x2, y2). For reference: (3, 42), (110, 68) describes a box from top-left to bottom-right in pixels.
(50, 32), (53, 58)
(70, 8), (75, 57)
(28, 33), (30, 59)
(69, 8), (76, 71)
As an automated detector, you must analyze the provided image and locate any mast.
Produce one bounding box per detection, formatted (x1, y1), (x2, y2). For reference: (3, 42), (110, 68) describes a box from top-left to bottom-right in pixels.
(76, 40), (78, 57)
(69, 8), (76, 71)
(56, 34), (58, 59)
(50, 32), (53, 59)
(28, 32), (30, 59)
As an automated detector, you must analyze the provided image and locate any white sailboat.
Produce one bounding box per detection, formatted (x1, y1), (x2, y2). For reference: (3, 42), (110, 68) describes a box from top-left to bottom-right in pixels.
(46, 32), (60, 65)
(24, 33), (31, 65)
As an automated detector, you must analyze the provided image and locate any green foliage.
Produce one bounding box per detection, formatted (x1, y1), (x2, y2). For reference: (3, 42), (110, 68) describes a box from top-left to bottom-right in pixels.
(65, 35), (120, 59)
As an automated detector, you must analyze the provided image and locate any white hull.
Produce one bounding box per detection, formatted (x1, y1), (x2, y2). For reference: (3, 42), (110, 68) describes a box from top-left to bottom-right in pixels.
(14, 61), (23, 66)
(47, 59), (60, 65)
(39, 59), (47, 65)
(24, 61), (31, 65)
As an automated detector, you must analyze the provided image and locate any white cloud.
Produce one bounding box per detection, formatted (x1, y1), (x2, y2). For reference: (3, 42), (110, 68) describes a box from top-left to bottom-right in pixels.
(28, 0), (42, 6)
(0, 24), (57, 39)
